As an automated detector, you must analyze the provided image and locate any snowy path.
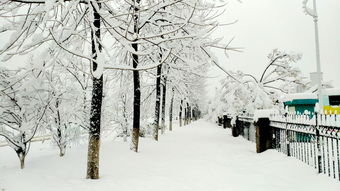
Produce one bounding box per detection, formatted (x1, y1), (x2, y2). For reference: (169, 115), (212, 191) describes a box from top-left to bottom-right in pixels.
(1, 120), (340, 191)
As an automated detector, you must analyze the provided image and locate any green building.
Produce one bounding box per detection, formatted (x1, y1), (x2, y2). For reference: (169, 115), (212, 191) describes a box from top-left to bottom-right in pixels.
(283, 88), (340, 115)
(283, 93), (318, 115)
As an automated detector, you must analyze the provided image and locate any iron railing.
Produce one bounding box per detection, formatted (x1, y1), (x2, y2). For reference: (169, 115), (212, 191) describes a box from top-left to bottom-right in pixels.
(270, 113), (340, 181)
(229, 113), (340, 181)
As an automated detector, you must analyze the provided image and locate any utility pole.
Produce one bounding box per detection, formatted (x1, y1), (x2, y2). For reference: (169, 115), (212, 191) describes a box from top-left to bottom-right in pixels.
(303, 0), (323, 112)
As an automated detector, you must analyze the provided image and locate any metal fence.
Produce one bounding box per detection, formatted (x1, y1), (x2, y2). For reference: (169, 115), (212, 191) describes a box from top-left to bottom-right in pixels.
(229, 113), (340, 181)
(270, 113), (340, 181)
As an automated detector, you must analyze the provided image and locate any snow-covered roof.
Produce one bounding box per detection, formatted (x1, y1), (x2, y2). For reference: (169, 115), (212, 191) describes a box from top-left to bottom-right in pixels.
(283, 88), (340, 102)
(323, 88), (340, 96)
(283, 93), (317, 102)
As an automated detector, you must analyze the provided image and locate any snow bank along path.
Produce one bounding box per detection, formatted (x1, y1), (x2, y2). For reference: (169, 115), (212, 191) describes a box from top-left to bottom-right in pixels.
(1, 120), (340, 191)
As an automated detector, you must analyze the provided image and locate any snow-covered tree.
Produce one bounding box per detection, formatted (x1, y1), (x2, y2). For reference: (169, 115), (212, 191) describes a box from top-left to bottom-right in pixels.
(42, 60), (90, 157)
(215, 49), (306, 118)
(102, 71), (133, 142)
(0, 0), (104, 178)
(0, 0), (235, 178)
(0, 67), (50, 168)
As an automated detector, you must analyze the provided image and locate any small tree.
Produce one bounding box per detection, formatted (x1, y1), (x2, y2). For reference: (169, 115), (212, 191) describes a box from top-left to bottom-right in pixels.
(42, 62), (89, 157)
(0, 67), (49, 169)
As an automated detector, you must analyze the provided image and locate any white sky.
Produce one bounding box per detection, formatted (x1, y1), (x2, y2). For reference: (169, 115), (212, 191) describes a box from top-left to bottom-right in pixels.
(208, 0), (340, 91)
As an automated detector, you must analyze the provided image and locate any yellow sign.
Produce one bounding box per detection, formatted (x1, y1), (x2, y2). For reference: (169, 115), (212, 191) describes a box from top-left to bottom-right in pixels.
(324, 106), (340, 114)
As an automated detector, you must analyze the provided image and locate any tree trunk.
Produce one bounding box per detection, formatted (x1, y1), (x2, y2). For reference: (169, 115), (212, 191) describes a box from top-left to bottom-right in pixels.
(122, 96), (128, 142)
(87, 132), (100, 179)
(131, 1), (141, 152)
(188, 104), (191, 124)
(153, 64), (161, 141)
(160, 76), (167, 134)
(184, 105), (187, 125)
(87, 75), (103, 179)
(194, 107), (196, 121)
(56, 127), (65, 157)
(123, 128), (128, 142)
(56, 97), (66, 157)
(59, 146), (66, 157)
(131, 60), (140, 152)
(19, 153), (25, 169)
(179, 99), (183, 127)
(123, 113), (128, 142)
(169, 87), (175, 131)
(16, 149), (26, 169)
(185, 102), (190, 125)
(58, 139), (66, 157)
(87, 1), (103, 179)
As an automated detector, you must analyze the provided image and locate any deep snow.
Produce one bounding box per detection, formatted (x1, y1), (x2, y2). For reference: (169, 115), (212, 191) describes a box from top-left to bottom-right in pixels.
(1, 120), (339, 191)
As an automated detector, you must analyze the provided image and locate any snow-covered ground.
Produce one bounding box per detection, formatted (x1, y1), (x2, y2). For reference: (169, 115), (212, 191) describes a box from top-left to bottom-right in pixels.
(1, 120), (339, 191)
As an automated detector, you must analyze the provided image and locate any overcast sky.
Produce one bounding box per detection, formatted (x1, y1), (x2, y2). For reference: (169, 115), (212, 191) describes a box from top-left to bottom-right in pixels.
(208, 0), (340, 91)
(0, 0), (339, 91)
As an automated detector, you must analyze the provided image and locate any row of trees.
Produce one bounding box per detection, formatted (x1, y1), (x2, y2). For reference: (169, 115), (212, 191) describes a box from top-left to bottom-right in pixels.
(0, 0), (231, 179)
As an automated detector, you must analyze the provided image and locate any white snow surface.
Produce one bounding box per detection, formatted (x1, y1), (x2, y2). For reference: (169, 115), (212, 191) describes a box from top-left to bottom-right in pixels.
(1, 120), (339, 191)
(253, 109), (279, 122)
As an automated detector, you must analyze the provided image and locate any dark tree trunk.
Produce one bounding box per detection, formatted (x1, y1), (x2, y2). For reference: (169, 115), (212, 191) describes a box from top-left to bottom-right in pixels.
(169, 87), (175, 131)
(160, 76), (167, 134)
(184, 104), (187, 125)
(188, 104), (191, 124)
(179, 99), (183, 127)
(131, 51), (140, 152)
(55, 97), (66, 157)
(185, 102), (190, 125)
(86, 74), (103, 179)
(153, 64), (162, 140)
(86, 1), (103, 180)
(14, 135), (28, 169)
(131, 0), (141, 152)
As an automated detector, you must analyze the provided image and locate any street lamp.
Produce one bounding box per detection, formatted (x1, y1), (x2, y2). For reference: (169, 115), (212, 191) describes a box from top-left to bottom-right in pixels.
(303, 0), (323, 112)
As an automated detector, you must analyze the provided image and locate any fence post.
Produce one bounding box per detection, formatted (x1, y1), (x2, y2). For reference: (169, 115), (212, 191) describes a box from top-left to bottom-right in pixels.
(227, 116), (232, 128)
(315, 112), (322, 173)
(223, 115), (228, 129)
(232, 116), (240, 137)
(245, 121), (251, 141)
(255, 117), (272, 153)
(218, 116), (223, 126)
(239, 119), (244, 137)
(285, 113), (291, 156)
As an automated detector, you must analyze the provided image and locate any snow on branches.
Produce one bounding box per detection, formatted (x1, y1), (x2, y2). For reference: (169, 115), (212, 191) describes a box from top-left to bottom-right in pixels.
(0, 0), (235, 175)
(0, 67), (50, 168)
(213, 49), (308, 117)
